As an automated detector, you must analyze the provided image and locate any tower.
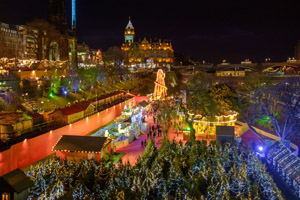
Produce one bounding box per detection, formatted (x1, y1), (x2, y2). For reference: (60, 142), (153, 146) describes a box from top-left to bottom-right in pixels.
(72, 0), (76, 30)
(124, 17), (135, 43)
(49, 0), (67, 33)
(69, 0), (78, 69)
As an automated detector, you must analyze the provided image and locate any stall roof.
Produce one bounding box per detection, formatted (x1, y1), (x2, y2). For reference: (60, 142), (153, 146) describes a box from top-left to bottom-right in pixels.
(53, 135), (110, 153)
(60, 91), (124, 116)
(138, 100), (149, 108)
(0, 168), (33, 193)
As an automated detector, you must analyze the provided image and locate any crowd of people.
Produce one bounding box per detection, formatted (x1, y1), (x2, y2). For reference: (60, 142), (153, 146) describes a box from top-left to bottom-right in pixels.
(141, 102), (164, 149)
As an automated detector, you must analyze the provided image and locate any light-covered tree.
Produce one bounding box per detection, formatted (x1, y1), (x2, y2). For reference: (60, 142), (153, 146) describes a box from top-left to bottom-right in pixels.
(253, 77), (300, 140)
(177, 72), (217, 141)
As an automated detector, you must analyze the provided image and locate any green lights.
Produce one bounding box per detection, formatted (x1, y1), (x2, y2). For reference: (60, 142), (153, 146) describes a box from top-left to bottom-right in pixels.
(184, 127), (191, 131)
(49, 92), (54, 98)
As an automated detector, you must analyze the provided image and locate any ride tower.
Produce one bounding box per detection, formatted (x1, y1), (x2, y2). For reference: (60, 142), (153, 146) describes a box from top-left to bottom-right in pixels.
(153, 69), (167, 100)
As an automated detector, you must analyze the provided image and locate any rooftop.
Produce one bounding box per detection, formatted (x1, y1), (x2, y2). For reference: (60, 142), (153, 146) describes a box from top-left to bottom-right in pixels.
(52, 135), (111, 153)
(138, 100), (149, 108)
(0, 112), (32, 125)
(126, 19), (134, 29)
(0, 168), (33, 193)
(60, 91), (124, 115)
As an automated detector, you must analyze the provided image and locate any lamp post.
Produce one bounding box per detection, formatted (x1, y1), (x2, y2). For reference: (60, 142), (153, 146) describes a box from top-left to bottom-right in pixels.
(41, 101), (44, 113)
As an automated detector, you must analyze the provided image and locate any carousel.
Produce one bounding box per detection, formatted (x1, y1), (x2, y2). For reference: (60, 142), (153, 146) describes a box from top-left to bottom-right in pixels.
(180, 110), (238, 140)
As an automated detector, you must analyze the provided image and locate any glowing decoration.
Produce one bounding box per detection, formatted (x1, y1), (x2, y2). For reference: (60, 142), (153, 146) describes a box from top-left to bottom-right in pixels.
(96, 49), (103, 63)
(72, 0), (76, 29)
(105, 130), (109, 137)
(153, 69), (167, 100)
(49, 92), (54, 98)
(118, 124), (122, 133)
(258, 146), (264, 152)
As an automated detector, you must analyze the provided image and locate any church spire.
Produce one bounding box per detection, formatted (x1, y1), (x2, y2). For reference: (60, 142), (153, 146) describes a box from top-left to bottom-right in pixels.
(126, 16), (134, 29)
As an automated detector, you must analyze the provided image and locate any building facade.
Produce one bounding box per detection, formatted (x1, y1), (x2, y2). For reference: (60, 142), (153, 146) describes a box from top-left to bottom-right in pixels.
(0, 23), (25, 59)
(121, 18), (174, 68)
(0, 112), (33, 141)
(77, 43), (99, 67)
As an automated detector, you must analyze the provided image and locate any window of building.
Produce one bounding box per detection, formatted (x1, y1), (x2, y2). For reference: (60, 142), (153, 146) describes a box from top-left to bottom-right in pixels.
(2, 193), (10, 200)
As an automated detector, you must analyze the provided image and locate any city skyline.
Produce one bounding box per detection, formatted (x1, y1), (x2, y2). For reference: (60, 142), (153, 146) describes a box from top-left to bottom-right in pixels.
(0, 0), (300, 63)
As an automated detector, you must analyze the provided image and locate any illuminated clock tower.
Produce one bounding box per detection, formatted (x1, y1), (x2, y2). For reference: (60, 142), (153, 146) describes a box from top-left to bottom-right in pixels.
(124, 17), (135, 43)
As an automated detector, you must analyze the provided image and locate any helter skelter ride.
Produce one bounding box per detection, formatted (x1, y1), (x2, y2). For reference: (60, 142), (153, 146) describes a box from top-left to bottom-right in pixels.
(153, 69), (167, 100)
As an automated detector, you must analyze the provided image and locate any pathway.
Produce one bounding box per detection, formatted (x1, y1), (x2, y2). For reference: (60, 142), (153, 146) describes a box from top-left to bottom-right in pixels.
(116, 116), (185, 165)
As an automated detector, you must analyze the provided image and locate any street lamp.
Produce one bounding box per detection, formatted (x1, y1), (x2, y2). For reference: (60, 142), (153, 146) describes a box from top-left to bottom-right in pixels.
(41, 101), (44, 113)
(64, 90), (68, 97)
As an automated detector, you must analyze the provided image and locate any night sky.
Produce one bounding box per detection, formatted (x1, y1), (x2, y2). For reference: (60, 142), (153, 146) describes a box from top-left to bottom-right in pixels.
(1, 0), (300, 63)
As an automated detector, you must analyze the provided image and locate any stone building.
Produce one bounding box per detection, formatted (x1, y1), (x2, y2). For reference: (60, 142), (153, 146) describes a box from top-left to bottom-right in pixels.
(121, 18), (174, 68)
(49, 0), (74, 62)
(0, 22), (24, 59)
(77, 43), (98, 67)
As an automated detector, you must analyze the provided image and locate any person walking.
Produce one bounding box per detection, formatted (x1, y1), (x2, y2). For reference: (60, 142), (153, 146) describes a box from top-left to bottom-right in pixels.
(141, 140), (144, 148)
(176, 129), (179, 137)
